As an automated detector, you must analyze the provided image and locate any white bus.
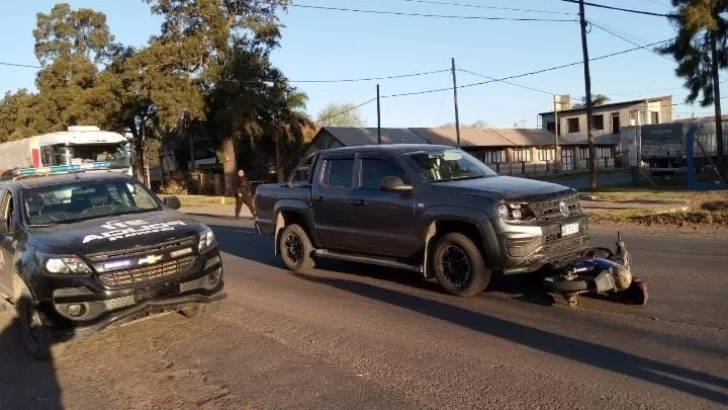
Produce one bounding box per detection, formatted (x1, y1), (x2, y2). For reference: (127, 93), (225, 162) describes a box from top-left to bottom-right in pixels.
(0, 126), (131, 175)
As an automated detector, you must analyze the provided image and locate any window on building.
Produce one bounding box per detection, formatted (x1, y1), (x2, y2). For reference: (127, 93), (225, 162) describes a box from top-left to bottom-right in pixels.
(651, 111), (659, 124)
(537, 148), (556, 162)
(567, 118), (580, 133)
(484, 150), (506, 163)
(360, 159), (408, 190)
(324, 159), (353, 188)
(629, 110), (637, 126)
(512, 149), (532, 162)
(597, 147), (613, 158)
(612, 113), (620, 133)
(580, 147), (590, 159)
(592, 114), (604, 130)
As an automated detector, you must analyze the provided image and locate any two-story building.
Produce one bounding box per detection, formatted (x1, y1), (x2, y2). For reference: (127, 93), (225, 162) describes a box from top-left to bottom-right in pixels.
(538, 95), (673, 169)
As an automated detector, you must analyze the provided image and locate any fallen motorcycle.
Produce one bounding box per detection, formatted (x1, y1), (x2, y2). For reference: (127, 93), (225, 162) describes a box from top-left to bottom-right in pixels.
(542, 233), (649, 308)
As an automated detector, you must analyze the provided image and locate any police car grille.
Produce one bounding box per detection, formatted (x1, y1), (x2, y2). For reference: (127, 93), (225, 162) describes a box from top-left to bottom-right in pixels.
(87, 236), (197, 262)
(531, 194), (581, 222)
(99, 256), (195, 288)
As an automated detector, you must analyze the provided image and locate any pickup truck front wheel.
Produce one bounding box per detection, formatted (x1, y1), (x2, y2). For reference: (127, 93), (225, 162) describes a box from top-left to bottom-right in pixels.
(279, 224), (315, 272)
(432, 233), (491, 297)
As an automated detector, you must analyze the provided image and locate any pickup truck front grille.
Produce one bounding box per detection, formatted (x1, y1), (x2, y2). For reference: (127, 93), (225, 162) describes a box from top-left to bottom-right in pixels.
(531, 194), (581, 222)
(98, 256), (195, 288)
(506, 237), (541, 257)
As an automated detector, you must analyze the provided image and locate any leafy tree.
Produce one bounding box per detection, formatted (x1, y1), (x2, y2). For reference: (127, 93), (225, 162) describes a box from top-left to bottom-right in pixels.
(658, 0), (728, 178)
(143, 0), (290, 193)
(439, 120), (489, 129)
(316, 103), (366, 127)
(572, 94), (610, 108)
(31, 4), (119, 133)
(0, 90), (44, 142)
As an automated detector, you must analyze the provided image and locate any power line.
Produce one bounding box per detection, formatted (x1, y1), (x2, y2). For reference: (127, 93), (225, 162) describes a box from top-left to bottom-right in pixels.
(0, 57), (450, 85)
(588, 21), (673, 63)
(380, 40), (670, 99)
(288, 4), (578, 22)
(283, 69), (450, 84)
(456, 68), (556, 95)
(381, 0), (577, 16)
(316, 98), (376, 122)
(555, 0), (672, 18)
(589, 20), (727, 84)
(0, 61), (42, 69)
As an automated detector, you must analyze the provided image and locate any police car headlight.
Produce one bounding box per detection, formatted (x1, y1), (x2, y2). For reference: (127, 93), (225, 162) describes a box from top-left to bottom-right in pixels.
(198, 228), (216, 252)
(37, 254), (92, 275)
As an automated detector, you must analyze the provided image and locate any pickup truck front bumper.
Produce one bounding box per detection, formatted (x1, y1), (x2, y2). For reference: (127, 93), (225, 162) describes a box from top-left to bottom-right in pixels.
(39, 250), (226, 340)
(491, 215), (591, 274)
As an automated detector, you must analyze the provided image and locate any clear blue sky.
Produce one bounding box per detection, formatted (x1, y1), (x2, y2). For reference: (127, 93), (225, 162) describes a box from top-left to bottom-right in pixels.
(0, 0), (718, 129)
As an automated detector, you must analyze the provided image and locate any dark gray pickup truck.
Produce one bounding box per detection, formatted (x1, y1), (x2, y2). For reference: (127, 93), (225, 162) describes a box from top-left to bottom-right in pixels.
(254, 144), (589, 297)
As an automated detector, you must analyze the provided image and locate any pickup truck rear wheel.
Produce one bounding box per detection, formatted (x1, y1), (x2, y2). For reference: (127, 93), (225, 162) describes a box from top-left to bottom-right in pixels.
(432, 233), (491, 297)
(279, 224), (315, 272)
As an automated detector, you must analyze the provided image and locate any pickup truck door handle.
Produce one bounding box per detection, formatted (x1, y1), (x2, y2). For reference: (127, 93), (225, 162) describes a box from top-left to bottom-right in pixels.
(353, 199), (367, 207)
(314, 196), (324, 203)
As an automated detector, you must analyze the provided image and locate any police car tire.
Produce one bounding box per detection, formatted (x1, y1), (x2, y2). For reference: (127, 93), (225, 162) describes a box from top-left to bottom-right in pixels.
(180, 301), (221, 319)
(279, 224), (315, 273)
(17, 286), (55, 361)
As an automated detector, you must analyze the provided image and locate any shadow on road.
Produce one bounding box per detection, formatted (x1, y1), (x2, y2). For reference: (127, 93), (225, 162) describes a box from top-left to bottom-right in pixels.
(290, 272), (728, 406)
(209, 223), (558, 303)
(0, 302), (63, 410)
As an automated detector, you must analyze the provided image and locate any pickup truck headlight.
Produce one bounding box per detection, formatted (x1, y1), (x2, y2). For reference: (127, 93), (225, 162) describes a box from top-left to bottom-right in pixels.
(37, 254), (92, 275)
(498, 203), (535, 221)
(198, 227), (216, 252)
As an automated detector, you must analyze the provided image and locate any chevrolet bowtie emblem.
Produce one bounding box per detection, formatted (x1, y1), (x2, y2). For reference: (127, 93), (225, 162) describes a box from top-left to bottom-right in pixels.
(138, 254), (162, 265)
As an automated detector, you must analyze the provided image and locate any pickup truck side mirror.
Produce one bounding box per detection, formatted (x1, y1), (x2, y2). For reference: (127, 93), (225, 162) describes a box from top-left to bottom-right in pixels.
(380, 176), (413, 193)
(163, 195), (182, 210)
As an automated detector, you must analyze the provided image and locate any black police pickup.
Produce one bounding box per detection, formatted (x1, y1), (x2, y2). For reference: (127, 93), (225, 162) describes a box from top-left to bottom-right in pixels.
(0, 162), (226, 359)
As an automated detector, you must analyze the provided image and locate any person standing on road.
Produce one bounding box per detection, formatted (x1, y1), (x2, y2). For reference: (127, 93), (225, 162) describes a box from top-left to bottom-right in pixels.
(234, 169), (256, 219)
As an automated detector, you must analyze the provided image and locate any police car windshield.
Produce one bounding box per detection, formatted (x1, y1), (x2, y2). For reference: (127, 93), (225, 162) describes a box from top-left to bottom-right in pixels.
(24, 180), (160, 226)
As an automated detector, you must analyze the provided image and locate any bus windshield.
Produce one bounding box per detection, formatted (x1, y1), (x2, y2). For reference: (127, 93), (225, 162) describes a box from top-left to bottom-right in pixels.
(43, 143), (130, 168)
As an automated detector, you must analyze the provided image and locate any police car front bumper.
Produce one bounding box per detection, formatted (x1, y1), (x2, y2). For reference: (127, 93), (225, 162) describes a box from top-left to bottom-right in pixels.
(45, 252), (226, 339)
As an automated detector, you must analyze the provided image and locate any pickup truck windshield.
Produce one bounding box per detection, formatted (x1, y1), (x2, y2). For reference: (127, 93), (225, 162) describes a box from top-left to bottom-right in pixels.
(402, 149), (498, 182)
(23, 179), (160, 226)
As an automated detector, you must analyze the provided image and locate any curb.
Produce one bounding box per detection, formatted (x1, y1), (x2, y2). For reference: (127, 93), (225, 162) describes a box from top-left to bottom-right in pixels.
(183, 212), (254, 220)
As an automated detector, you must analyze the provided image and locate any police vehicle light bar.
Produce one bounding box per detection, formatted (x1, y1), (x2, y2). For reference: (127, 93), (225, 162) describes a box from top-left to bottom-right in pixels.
(14, 161), (111, 176)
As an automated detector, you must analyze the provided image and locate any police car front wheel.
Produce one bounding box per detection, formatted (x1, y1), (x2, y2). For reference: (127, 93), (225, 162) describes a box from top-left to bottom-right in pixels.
(17, 286), (58, 361)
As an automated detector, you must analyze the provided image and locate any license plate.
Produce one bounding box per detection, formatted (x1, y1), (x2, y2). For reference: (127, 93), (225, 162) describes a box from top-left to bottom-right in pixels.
(134, 282), (180, 303)
(561, 222), (579, 236)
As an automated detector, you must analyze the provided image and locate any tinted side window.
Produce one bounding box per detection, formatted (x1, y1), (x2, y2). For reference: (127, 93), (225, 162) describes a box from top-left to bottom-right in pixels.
(361, 159), (408, 190)
(325, 159), (354, 188)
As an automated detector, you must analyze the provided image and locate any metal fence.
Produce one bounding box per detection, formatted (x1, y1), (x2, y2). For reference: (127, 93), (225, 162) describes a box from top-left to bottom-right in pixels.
(489, 158), (619, 177)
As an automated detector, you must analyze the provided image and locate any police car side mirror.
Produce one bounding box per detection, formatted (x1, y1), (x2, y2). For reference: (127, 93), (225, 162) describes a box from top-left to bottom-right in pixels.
(163, 196), (181, 210)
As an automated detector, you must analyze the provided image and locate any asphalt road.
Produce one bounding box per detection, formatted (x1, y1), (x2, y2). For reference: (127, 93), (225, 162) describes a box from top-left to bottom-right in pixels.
(1, 217), (727, 410)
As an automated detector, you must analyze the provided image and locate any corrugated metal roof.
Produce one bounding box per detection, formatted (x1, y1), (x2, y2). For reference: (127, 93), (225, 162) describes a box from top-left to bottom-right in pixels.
(411, 128), (558, 147)
(321, 127), (429, 146)
(318, 126), (618, 149)
(559, 133), (621, 145)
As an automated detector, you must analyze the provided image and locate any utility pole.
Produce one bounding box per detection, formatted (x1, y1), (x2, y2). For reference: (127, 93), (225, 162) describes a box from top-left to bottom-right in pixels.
(553, 95), (560, 169)
(710, 31), (725, 180)
(377, 84), (382, 144)
(451, 57), (462, 148)
(579, 0), (597, 190)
